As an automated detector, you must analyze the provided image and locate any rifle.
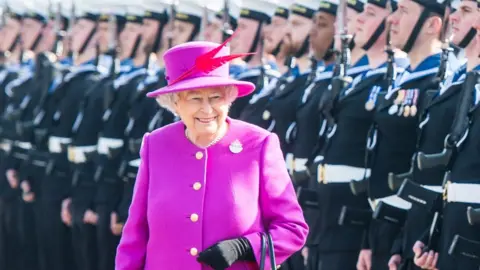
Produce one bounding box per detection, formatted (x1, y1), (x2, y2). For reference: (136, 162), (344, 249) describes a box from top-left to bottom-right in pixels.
(319, 0), (352, 131)
(51, 1), (65, 56)
(435, 0), (453, 82)
(102, 14), (119, 117)
(67, 1), (76, 60)
(417, 71), (479, 169)
(384, 20), (395, 94)
(168, 1), (177, 49)
(222, 0), (233, 42)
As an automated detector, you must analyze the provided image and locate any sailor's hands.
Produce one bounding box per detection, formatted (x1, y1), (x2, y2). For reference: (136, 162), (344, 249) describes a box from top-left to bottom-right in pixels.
(61, 198), (72, 226)
(6, 169), (19, 188)
(21, 180), (35, 202)
(413, 241), (438, 270)
(357, 249), (372, 270)
(110, 212), (124, 236)
(388, 254), (402, 270)
(83, 209), (98, 225)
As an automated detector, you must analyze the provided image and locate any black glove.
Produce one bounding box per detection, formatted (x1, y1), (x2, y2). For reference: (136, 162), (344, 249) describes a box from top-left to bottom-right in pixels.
(197, 237), (255, 269)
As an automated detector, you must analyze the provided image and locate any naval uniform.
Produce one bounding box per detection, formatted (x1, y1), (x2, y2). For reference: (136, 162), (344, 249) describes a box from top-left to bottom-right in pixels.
(392, 64), (467, 270)
(115, 67), (174, 225)
(366, 54), (441, 269)
(92, 64), (147, 270)
(230, 66), (280, 119)
(38, 60), (101, 270)
(436, 66), (480, 270)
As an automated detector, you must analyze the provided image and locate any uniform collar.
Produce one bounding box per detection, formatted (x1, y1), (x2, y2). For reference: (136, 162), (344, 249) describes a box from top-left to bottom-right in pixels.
(394, 53), (440, 87)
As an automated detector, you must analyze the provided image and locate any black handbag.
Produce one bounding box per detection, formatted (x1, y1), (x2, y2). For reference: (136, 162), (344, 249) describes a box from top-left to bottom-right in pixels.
(259, 232), (277, 270)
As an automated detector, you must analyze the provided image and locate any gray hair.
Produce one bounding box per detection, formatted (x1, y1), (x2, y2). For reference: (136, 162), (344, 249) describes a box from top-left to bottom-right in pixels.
(156, 85), (239, 115)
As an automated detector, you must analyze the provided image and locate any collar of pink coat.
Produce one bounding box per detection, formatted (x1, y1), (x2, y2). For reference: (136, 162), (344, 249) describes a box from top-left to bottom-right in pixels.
(173, 117), (241, 155)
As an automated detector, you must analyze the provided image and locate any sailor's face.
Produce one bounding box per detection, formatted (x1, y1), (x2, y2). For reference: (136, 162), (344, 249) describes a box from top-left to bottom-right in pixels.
(230, 17), (259, 55)
(263, 16), (288, 54)
(310, 11), (335, 60)
(450, 1), (479, 47)
(388, 0), (424, 49)
(36, 21), (56, 53)
(97, 21), (110, 53)
(70, 19), (97, 53)
(141, 18), (160, 48)
(284, 14), (313, 55)
(120, 22), (142, 58)
(346, 7), (361, 38)
(0, 18), (21, 51)
(171, 20), (195, 46)
(204, 17), (223, 43)
(21, 18), (44, 51)
(355, 3), (389, 48)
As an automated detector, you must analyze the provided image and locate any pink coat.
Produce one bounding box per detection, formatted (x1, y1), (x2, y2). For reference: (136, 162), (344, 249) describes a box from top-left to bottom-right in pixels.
(115, 118), (308, 270)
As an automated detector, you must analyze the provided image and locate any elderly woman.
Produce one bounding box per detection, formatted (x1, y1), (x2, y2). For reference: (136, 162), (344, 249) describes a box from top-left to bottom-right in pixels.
(115, 39), (308, 270)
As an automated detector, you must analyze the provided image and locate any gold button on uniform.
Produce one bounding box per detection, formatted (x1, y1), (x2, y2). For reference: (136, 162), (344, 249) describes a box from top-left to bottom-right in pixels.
(193, 182), (202, 190)
(190, 213), (199, 222)
(190, 247), (198, 256)
(195, 151), (203, 159)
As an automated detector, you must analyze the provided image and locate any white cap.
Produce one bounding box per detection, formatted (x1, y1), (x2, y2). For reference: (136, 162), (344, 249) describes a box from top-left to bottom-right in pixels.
(277, 0), (294, 9)
(293, 0), (321, 10)
(26, 0), (49, 20)
(6, 0), (31, 16)
(143, 0), (171, 14)
(94, 0), (127, 16)
(75, 0), (101, 17)
(206, 0), (242, 19)
(176, 0), (204, 18)
(126, 0), (146, 18)
(240, 0), (278, 18)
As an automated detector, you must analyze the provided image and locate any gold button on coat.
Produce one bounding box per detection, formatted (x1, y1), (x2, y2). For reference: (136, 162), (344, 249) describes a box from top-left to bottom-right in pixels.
(193, 182), (202, 190)
(195, 151), (203, 159)
(190, 247), (198, 256)
(190, 213), (199, 222)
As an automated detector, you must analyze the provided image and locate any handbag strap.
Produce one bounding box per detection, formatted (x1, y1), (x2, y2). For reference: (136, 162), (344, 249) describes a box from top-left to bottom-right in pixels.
(259, 232), (277, 270)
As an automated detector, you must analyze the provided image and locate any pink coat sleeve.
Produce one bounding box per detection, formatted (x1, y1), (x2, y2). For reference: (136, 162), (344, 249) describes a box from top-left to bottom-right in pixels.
(244, 133), (309, 269)
(115, 133), (150, 270)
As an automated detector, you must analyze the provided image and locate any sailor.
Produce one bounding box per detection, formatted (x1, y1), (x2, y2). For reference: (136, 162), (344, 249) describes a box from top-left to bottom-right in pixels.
(413, 1), (480, 269)
(28, 2), (105, 270)
(356, 0), (451, 268)
(112, 0), (174, 241)
(168, 0), (203, 47)
(262, 0), (293, 74)
(259, 0), (321, 157)
(384, 1), (471, 269)
(0, 0), (51, 269)
(203, 0), (244, 77)
(229, 0), (281, 118)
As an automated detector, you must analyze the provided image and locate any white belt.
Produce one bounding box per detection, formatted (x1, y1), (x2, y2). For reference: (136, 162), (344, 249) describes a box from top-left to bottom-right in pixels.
(14, 141), (32, 150)
(97, 137), (124, 155)
(0, 142), (12, 152)
(128, 159), (141, 167)
(294, 158), (308, 172)
(48, 136), (72, 153)
(285, 153), (294, 174)
(446, 183), (480, 204)
(67, 145), (97, 164)
(319, 164), (370, 184)
(422, 185), (443, 193)
(371, 195), (412, 210)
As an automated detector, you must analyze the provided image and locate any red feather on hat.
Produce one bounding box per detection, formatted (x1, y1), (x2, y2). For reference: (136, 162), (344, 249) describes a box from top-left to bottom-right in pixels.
(168, 31), (255, 86)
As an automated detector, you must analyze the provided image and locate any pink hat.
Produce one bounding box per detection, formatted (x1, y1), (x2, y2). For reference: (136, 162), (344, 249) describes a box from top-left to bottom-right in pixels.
(146, 38), (256, 98)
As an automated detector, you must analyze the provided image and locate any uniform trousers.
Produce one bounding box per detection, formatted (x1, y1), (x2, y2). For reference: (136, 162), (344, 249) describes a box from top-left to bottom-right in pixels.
(282, 250), (306, 270)
(0, 194), (21, 270)
(306, 246), (358, 270)
(369, 219), (402, 270)
(71, 175), (98, 270)
(438, 202), (480, 270)
(95, 203), (121, 270)
(18, 200), (39, 270)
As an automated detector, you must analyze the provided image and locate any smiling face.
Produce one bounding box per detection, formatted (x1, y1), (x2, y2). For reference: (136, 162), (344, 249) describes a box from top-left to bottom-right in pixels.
(174, 87), (233, 137)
